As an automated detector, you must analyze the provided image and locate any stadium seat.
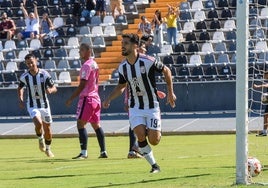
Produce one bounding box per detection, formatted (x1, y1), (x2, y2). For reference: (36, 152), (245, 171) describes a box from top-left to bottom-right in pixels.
(0, 62), (4, 71)
(203, 65), (219, 80)
(55, 48), (68, 58)
(222, 20), (236, 31)
(259, 7), (268, 19)
(19, 61), (28, 70)
(66, 26), (77, 37)
(212, 31), (226, 42)
(189, 66), (205, 81)
(176, 54), (188, 65)
(175, 66), (191, 81)
(221, 9), (232, 18)
(17, 50), (29, 61)
(225, 31), (236, 41)
(204, 53), (216, 64)
(68, 48), (80, 59)
(191, 0), (204, 11)
(92, 36), (106, 48)
(158, 44), (173, 56)
(196, 21), (207, 30)
(65, 37), (79, 49)
(43, 37), (54, 47)
(253, 41), (268, 52)
(218, 0), (229, 8)
(57, 59), (70, 69)
(189, 54), (202, 65)
(187, 42), (200, 53)
(181, 21), (195, 33)
(91, 26), (104, 36)
(101, 15), (115, 26)
(48, 71), (58, 82)
(53, 17), (64, 28)
(207, 10), (219, 19)
(58, 71), (71, 84)
(65, 14), (77, 25)
(69, 59), (81, 69)
(3, 40), (16, 51)
(217, 64), (234, 80)
(210, 19), (221, 29)
(109, 69), (119, 83)
(6, 61), (18, 71)
(54, 37), (66, 47)
(32, 50), (43, 60)
(3, 72), (18, 83)
(103, 25), (116, 37)
(29, 39), (42, 50)
(43, 48), (55, 59)
(204, 0), (216, 9)
(78, 26), (91, 36)
(199, 31), (211, 41)
(115, 15), (128, 25)
(124, 3), (138, 14)
(5, 50), (16, 60)
(44, 60), (57, 70)
(162, 55), (175, 65)
(185, 33), (197, 42)
(200, 43), (214, 54)
(90, 16), (102, 26)
(193, 10), (206, 21)
(214, 42), (227, 53)
(180, 2), (191, 10)
(217, 53), (230, 64)
(80, 36), (93, 46)
(228, 40), (236, 52)
(147, 45), (161, 56)
(16, 40), (28, 49)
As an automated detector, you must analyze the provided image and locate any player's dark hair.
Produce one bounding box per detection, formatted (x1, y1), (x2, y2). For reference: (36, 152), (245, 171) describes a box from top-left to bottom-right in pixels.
(80, 43), (91, 50)
(122, 33), (139, 45)
(25, 53), (36, 60)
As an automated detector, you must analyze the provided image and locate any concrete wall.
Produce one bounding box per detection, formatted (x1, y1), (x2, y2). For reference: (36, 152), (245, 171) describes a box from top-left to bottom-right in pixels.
(0, 81), (238, 117)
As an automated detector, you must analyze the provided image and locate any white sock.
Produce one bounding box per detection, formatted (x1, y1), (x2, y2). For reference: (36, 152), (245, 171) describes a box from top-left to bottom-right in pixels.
(140, 144), (156, 165)
(46, 144), (50, 150)
(81, 150), (87, 156)
(38, 135), (44, 140)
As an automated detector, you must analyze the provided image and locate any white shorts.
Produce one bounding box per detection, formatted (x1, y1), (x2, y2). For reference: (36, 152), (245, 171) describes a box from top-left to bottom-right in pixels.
(27, 107), (52, 124)
(129, 107), (161, 131)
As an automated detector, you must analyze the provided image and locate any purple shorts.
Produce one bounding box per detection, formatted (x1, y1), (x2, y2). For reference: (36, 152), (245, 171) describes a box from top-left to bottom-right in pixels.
(76, 96), (101, 123)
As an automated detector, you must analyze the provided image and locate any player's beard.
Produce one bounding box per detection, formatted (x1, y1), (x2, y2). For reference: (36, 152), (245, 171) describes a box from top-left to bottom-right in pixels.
(122, 49), (130, 56)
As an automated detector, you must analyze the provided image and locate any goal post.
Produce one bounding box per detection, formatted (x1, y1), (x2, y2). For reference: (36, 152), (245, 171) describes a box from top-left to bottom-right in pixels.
(236, 0), (249, 184)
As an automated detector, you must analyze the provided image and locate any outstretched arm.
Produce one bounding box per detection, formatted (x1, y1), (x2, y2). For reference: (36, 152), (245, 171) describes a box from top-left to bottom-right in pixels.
(103, 83), (127, 109)
(162, 65), (176, 108)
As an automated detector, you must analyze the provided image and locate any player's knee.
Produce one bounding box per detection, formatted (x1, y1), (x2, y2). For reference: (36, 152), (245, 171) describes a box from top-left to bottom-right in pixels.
(148, 136), (161, 146)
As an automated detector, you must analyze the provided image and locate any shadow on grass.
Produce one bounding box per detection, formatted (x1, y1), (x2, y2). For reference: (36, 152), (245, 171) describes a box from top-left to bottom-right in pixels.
(19, 172), (123, 180)
(87, 173), (210, 188)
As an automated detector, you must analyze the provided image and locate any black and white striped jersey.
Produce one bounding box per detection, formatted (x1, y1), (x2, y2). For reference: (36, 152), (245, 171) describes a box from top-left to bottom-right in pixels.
(118, 53), (164, 109)
(19, 69), (54, 109)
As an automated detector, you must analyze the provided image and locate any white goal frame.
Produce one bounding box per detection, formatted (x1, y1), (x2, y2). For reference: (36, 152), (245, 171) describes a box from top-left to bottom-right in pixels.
(236, 0), (249, 184)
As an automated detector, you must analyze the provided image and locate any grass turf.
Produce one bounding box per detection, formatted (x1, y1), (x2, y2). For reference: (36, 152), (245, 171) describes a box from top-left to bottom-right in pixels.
(0, 135), (268, 188)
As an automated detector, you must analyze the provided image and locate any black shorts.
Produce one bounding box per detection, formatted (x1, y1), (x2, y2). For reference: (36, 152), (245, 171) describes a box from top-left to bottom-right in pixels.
(96, 0), (106, 11)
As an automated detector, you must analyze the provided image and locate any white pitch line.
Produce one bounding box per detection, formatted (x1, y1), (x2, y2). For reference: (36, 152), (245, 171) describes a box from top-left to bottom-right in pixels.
(1, 123), (31, 135)
(172, 118), (199, 131)
(115, 125), (130, 132)
(57, 124), (77, 134)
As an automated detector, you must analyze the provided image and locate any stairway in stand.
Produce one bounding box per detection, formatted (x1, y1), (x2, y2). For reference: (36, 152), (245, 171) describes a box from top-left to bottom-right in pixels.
(97, 0), (184, 84)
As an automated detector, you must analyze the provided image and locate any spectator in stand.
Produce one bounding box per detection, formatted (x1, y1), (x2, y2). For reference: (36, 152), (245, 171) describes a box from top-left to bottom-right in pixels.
(95, 0), (106, 17)
(81, 0), (96, 19)
(163, 4), (179, 45)
(137, 16), (152, 37)
(17, 1), (39, 40)
(73, 0), (82, 18)
(110, 0), (124, 18)
(0, 12), (16, 40)
(151, 9), (163, 48)
(39, 12), (55, 43)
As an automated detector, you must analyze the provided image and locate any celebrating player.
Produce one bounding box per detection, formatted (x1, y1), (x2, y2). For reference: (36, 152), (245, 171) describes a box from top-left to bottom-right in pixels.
(66, 43), (108, 159)
(103, 33), (176, 173)
(17, 54), (57, 157)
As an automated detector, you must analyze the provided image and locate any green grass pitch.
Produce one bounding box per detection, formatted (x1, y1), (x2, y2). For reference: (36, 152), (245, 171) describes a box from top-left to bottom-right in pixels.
(0, 135), (268, 188)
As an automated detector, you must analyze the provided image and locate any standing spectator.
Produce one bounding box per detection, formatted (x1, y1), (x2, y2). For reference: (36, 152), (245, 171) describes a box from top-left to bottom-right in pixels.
(103, 33), (177, 173)
(66, 43), (108, 159)
(39, 12), (55, 43)
(110, 0), (124, 18)
(0, 12), (16, 40)
(81, 0), (96, 19)
(95, 0), (106, 17)
(151, 9), (163, 48)
(17, 54), (57, 157)
(73, 0), (82, 18)
(164, 5), (179, 45)
(137, 16), (152, 37)
(254, 73), (268, 136)
(17, 1), (39, 40)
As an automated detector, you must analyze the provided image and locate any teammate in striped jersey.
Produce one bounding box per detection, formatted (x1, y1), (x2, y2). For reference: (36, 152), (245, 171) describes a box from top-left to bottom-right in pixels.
(17, 54), (57, 157)
(103, 33), (176, 173)
(66, 43), (108, 159)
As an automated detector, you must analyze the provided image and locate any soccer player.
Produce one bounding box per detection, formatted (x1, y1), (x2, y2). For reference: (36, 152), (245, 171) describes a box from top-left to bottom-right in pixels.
(103, 33), (176, 173)
(254, 73), (268, 136)
(17, 54), (57, 157)
(66, 43), (108, 159)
